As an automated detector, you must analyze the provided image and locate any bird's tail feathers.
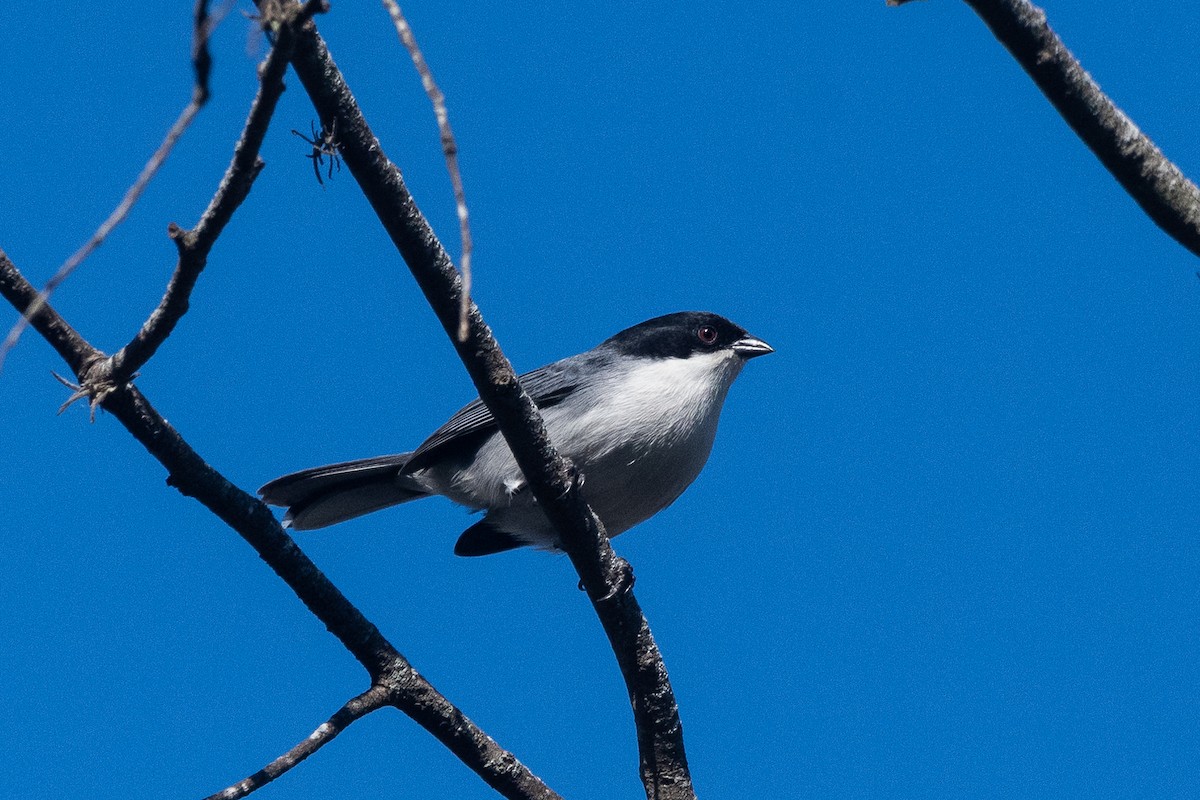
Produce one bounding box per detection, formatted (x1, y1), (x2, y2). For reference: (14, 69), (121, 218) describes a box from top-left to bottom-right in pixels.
(259, 453), (427, 530)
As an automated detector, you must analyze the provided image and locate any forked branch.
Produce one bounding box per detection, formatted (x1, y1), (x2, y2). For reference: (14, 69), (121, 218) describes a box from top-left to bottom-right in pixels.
(0, 0), (232, 374)
(273, 7), (696, 798)
(0, 6), (559, 798)
(0, 253), (560, 800)
(110, 1), (310, 380)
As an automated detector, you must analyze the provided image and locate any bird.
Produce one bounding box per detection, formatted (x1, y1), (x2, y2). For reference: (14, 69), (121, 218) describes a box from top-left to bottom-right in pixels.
(259, 311), (773, 556)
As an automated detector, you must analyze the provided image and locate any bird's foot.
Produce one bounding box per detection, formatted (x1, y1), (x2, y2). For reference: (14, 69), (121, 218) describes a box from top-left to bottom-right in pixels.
(594, 556), (635, 602)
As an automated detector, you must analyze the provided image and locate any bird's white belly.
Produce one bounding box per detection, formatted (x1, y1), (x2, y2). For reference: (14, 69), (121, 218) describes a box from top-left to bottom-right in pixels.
(421, 351), (741, 548)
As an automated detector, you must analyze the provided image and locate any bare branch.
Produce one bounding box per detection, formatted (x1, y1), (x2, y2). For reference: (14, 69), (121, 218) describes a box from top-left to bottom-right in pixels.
(109, 6), (302, 380)
(277, 14), (695, 798)
(0, 250), (101, 378)
(0, 258), (559, 800)
(4, 2), (690, 796)
(894, 0), (1200, 258)
(206, 686), (389, 800)
(381, 0), (474, 342)
(0, 0), (233, 375)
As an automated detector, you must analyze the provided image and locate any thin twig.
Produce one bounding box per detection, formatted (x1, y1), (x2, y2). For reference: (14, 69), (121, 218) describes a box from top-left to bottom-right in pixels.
(381, 0), (474, 342)
(0, 0), (234, 376)
(110, 3), (305, 380)
(277, 16), (695, 799)
(206, 687), (389, 800)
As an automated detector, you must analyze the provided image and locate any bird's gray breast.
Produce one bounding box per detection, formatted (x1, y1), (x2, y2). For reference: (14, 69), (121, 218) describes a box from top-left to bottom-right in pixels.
(415, 349), (742, 538)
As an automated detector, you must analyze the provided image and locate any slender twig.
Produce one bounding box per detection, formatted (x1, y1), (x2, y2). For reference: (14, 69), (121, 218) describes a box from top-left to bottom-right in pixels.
(0, 0), (233, 375)
(0, 252), (560, 800)
(891, 0), (1200, 259)
(206, 687), (389, 800)
(381, 0), (474, 342)
(276, 12), (695, 798)
(109, 4), (304, 380)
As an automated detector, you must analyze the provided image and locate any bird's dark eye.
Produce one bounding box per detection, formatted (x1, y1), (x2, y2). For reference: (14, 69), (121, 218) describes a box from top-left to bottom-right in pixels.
(697, 325), (718, 345)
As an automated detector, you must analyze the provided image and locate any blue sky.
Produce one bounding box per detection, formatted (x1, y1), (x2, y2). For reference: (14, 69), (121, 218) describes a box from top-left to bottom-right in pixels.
(3, 1), (1199, 798)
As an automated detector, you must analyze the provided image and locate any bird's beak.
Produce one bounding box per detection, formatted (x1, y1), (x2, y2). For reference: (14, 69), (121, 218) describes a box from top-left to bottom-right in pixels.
(733, 335), (774, 359)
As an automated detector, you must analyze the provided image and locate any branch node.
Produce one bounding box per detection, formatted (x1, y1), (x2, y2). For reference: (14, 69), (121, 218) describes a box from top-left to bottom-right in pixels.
(166, 222), (195, 256)
(0, 1), (235, 375)
(51, 357), (123, 422)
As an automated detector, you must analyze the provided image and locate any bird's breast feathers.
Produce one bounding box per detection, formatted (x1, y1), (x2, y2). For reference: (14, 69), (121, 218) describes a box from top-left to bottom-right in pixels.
(417, 350), (744, 527)
(567, 349), (744, 452)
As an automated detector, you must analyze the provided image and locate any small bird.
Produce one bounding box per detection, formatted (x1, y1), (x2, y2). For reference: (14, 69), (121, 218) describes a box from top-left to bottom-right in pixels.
(259, 311), (773, 556)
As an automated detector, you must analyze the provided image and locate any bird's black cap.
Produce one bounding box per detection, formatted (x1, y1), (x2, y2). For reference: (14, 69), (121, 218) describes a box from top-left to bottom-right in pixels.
(600, 311), (771, 360)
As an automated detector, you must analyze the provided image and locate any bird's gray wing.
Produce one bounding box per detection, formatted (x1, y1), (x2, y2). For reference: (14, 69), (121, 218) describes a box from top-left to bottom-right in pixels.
(401, 358), (583, 473)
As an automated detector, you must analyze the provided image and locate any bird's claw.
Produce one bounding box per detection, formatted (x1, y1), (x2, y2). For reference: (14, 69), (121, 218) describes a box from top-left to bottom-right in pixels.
(584, 556), (634, 602)
(561, 462), (585, 496)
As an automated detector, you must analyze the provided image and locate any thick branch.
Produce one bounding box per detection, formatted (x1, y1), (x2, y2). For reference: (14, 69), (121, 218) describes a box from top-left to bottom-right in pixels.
(0, 256), (557, 800)
(274, 10), (694, 798)
(947, 0), (1200, 258)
